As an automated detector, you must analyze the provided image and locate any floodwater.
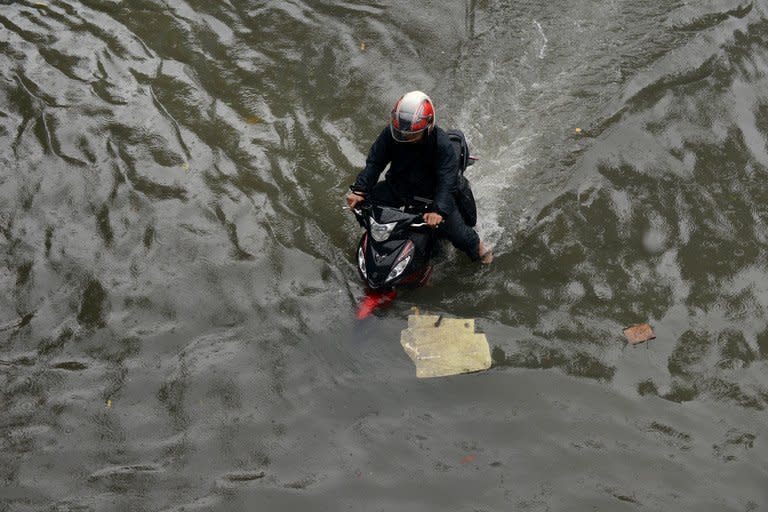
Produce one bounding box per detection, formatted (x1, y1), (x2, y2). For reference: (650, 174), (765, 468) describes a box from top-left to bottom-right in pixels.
(1, 0), (767, 510)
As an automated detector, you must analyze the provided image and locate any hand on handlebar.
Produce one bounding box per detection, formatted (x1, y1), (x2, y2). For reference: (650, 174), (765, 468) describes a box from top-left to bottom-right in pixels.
(423, 212), (443, 228)
(346, 191), (366, 209)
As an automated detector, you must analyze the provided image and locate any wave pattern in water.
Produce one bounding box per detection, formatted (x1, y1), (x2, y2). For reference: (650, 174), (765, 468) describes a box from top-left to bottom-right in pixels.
(1, 1), (768, 511)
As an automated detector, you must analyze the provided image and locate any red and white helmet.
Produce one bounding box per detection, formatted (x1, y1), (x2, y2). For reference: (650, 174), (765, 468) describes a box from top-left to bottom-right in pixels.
(390, 91), (435, 142)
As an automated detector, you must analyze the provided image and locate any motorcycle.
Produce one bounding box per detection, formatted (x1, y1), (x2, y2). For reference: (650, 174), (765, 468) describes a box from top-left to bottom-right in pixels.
(352, 198), (437, 319)
(351, 128), (478, 318)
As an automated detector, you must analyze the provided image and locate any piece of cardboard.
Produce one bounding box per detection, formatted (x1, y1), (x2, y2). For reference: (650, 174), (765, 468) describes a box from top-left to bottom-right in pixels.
(623, 323), (656, 345)
(400, 314), (491, 378)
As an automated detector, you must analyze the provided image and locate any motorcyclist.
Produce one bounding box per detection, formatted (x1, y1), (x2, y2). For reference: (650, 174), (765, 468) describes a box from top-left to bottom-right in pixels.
(346, 90), (492, 264)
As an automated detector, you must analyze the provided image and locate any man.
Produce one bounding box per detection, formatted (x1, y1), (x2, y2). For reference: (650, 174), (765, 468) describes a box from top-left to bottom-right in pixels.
(346, 90), (492, 263)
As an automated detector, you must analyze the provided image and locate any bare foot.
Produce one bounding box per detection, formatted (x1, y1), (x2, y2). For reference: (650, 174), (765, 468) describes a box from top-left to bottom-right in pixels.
(479, 241), (494, 264)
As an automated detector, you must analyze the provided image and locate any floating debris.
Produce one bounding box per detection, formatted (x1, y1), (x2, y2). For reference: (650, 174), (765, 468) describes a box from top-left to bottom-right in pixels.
(221, 470), (265, 482)
(244, 115), (263, 124)
(51, 360), (88, 371)
(575, 127), (583, 134)
(360, 42), (366, 51)
(214, 470), (267, 491)
(88, 464), (160, 482)
(400, 313), (491, 378)
(283, 476), (316, 490)
(106, 399), (112, 408)
(623, 323), (656, 345)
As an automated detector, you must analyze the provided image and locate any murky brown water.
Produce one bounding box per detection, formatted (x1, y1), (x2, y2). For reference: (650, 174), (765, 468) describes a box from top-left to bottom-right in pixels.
(1, 1), (767, 510)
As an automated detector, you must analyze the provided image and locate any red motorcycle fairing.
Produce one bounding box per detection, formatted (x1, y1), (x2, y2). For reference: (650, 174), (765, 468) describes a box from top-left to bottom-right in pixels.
(356, 289), (397, 319)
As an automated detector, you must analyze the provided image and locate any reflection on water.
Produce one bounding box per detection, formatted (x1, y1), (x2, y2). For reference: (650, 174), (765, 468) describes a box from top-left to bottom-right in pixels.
(1, 0), (768, 510)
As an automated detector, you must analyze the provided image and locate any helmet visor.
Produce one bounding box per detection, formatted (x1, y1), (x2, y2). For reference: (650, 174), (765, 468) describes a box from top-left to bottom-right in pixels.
(390, 124), (426, 142)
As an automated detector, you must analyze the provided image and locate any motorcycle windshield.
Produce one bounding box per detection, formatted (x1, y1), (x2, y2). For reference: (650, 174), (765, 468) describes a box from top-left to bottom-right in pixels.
(373, 205), (419, 225)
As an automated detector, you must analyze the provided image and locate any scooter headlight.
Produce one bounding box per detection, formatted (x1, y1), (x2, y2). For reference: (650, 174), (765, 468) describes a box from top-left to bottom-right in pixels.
(357, 245), (367, 278)
(370, 218), (397, 242)
(387, 254), (411, 282)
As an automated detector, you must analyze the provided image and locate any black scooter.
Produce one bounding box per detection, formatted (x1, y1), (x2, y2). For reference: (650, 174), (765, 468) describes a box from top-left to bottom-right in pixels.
(352, 199), (436, 318)
(350, 128), (478, 318)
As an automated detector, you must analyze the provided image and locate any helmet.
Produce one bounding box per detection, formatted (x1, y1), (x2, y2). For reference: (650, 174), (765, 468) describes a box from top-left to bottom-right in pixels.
(390, 91), (435, 142)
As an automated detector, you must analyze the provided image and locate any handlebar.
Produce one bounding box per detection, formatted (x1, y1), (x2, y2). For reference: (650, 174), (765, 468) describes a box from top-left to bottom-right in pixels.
(349, 207), (434, 229)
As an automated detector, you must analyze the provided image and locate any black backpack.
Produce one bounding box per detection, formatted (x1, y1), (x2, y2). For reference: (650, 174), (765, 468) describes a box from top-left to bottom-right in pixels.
(445, 129), (477, 227)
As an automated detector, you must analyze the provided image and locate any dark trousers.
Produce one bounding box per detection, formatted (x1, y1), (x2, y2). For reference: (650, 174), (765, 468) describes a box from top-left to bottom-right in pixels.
(369, 181), (480, 261)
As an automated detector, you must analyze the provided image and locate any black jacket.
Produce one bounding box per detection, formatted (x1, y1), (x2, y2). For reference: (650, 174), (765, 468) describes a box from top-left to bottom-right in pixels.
(351, 126), (458, 216)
